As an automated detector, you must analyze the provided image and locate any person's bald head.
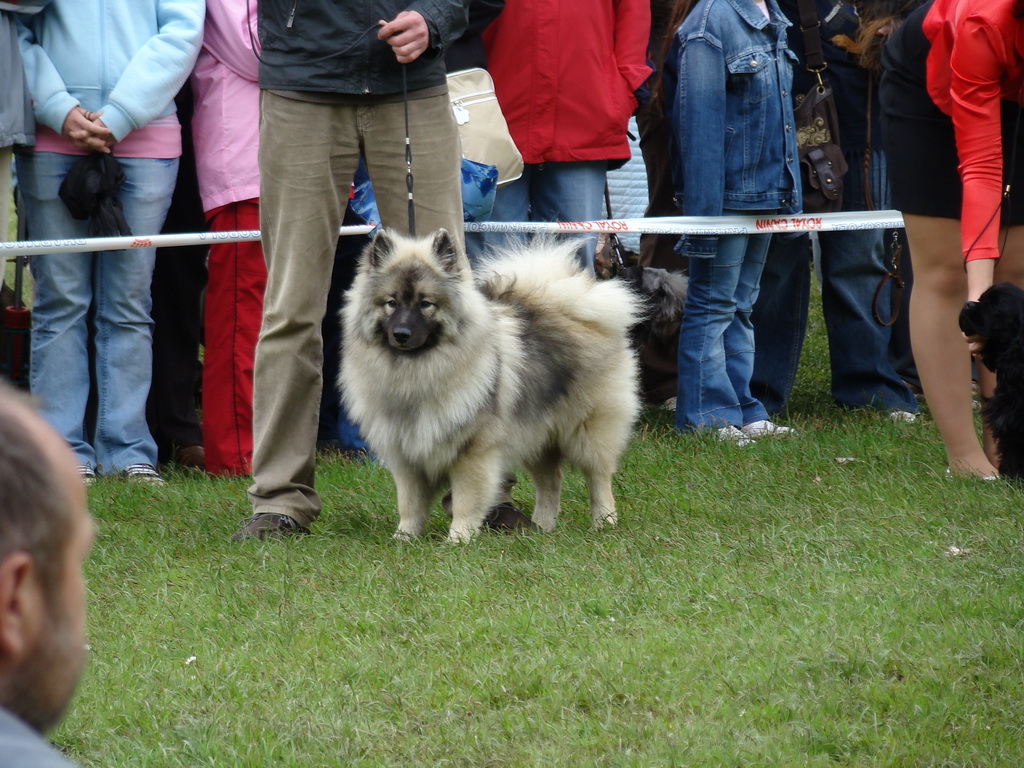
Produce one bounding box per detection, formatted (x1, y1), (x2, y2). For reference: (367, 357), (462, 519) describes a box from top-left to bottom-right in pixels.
(0, 384), (94, 733)
(0, 388), (86, 592)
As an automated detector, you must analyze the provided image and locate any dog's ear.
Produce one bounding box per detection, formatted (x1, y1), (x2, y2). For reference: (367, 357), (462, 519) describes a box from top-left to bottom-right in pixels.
(430, 229), (461, 275)
(366, 229), (397, 271)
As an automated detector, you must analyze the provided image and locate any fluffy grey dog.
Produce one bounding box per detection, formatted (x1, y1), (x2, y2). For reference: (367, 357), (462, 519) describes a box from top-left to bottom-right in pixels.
(340, 229), (643, 542)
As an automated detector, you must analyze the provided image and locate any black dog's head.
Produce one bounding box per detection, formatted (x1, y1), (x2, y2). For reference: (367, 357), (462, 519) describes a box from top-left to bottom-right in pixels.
(960, 282), (1024, 479)
(959, 282), (1024, 373)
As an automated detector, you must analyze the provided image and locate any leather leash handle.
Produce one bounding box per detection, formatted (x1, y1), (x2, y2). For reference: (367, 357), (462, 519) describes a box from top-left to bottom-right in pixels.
(872, 232), (904, 326)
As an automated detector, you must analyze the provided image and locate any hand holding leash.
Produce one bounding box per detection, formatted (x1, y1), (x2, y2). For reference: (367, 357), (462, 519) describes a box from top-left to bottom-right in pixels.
(377, 12), (429, 63)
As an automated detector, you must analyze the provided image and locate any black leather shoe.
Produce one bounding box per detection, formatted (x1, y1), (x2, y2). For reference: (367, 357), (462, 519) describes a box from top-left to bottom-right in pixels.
(174, 444), (206, 470)
(231, 513), (309, 541)
(441, 491), (540, 532)
(482, 502), (541, 532)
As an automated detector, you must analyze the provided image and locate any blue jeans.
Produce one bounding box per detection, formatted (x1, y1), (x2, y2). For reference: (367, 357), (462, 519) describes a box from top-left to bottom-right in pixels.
(751, 150), (918, 413)
(471, 160), (607, 270)
(676, 231), (772, 431)
(16, 151), (177, 472)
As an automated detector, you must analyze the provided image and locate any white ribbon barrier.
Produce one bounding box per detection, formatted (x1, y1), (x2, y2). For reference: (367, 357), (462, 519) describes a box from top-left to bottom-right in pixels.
(465, 210), (907, 235)
(0, 211), (907, 257)
(0, 225), (373, 257)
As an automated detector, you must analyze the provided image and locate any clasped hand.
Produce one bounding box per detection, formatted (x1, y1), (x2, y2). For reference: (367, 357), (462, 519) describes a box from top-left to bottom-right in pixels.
(61, 106), (114, 153)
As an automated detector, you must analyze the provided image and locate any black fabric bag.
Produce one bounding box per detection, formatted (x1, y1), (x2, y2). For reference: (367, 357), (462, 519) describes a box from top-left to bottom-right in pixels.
(795, 81), (848, 212)
(58, 152), (132, 237)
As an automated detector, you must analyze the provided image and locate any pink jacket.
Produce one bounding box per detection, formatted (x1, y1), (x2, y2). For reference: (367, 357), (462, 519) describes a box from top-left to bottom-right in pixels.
(483, 0), (651, 164)
(190, 0), (260, 214)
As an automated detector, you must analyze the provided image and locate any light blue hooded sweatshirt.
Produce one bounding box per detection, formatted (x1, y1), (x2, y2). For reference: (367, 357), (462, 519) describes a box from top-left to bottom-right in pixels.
(16, 0), (204, 143)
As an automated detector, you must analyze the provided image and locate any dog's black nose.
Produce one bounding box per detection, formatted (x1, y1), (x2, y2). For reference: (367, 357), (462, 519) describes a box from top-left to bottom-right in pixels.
(959, 301), (981, 336)
(391, 326), (412, 345)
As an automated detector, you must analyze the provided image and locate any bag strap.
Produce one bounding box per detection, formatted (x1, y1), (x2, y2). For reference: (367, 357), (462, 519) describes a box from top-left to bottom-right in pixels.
(796, 0), (828, 85)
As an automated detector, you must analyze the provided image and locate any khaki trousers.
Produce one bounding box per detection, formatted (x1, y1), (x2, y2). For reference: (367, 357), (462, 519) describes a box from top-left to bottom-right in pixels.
(247, 90), (464, 526)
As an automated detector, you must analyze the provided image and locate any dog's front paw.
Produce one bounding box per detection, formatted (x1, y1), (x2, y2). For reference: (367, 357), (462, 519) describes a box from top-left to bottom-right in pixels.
(530, 510), (557, 533)
(393, 525), (422, 542)
(446, 523), (481, 543)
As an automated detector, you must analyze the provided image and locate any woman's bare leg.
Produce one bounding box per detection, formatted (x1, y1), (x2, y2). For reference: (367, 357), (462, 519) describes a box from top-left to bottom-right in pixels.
(903, 214), (997, 477)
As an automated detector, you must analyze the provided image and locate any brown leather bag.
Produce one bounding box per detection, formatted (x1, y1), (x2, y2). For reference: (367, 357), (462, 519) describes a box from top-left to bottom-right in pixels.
(793, 0), (847, 213)
(795, 81), (848, 212)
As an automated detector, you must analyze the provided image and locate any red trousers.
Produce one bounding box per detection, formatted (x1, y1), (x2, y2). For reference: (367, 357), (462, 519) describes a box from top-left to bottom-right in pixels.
(202, 200), (266, 475)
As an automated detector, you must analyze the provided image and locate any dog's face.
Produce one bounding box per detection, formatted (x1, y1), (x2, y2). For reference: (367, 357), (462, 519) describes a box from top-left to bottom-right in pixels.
(358, 229), (465, 353)
(960, 282), (1024, 372)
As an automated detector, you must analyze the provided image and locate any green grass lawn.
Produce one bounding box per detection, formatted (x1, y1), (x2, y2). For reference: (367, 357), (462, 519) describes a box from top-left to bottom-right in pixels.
(47, 298), (1023, 767)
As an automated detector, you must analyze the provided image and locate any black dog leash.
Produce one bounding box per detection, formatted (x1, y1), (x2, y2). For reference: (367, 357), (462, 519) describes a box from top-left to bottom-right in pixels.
(402, 64), (416, 237)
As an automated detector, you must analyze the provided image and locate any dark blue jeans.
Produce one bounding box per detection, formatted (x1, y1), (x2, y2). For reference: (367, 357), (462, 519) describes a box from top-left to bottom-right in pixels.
(751, 150), (918, 414)
(319, 204), (369, 454)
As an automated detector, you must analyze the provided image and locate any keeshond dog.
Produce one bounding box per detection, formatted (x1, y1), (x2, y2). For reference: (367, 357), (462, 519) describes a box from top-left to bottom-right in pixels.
(339, 228), (643, 542)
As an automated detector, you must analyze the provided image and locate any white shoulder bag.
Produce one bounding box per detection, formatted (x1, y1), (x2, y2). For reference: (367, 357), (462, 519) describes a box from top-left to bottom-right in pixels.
(447, 68), (524, 186)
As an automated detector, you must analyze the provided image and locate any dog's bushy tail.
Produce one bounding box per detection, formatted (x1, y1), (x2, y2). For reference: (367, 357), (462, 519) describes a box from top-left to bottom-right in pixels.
(477, 237), (644, 335)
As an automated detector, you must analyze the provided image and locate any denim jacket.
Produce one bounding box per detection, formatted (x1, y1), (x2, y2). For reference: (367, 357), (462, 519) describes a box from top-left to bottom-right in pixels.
(663, 0), (801, 256)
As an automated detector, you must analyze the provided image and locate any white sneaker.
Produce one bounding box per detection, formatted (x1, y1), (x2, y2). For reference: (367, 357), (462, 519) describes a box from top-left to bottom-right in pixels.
(78, 464), (97, 487)
(717, 425), (756, 447)
(889, 409), (918, 423)
(741, 419), (796, 438)
(121, 463), (167, 486)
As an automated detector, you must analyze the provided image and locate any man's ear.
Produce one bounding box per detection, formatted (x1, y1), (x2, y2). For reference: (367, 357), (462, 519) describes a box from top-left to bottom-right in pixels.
(0, 553), (44, 664)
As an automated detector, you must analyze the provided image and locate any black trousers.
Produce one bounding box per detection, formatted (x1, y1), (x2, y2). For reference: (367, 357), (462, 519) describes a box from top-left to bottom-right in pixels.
(145, 84), (208, 462)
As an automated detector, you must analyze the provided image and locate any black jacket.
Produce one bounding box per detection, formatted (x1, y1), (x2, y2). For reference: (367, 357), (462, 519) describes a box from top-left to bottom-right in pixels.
(257, 0), (469, 95)
(444, 0), (503, 72)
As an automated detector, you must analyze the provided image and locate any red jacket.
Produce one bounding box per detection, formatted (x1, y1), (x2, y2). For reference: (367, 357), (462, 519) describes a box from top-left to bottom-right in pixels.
(483, 0), (652, 164)
(924, 0), (1024, 261)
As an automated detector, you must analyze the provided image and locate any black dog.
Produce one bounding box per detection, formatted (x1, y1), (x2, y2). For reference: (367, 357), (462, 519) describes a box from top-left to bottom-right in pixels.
(619, 265), (689, 341)
(959, 282), (1024, 479)
(619, 265), (688, 404)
